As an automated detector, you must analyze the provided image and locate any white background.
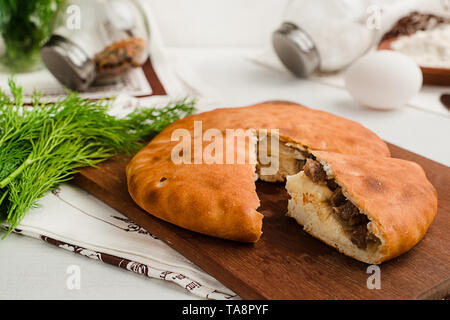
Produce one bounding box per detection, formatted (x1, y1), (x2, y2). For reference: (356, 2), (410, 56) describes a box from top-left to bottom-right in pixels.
(147, 0), (290, 47)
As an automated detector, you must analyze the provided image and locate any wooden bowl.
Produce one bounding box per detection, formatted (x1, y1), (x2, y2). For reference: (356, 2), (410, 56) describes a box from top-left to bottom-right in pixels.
(378, 37), (450, 86)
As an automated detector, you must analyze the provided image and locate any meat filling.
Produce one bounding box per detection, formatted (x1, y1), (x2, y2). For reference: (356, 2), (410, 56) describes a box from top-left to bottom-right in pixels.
(303, 159), (379, 250)
(303, 158), (327, 183)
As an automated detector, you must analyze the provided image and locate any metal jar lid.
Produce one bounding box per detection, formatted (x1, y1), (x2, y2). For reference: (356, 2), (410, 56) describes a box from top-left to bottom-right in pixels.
(272, 22), (320, 78)
(41, 35), (96, 91)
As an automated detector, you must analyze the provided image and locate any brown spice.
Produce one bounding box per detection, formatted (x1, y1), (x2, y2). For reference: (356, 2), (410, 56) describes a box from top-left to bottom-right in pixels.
(381, 11), (450, 43)
(93, 37), (147, 80)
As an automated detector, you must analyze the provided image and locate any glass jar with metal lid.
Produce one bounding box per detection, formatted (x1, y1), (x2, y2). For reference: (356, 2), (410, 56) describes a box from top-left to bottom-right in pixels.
(41, 0), (150, 91)
(272, 0), (377, 77)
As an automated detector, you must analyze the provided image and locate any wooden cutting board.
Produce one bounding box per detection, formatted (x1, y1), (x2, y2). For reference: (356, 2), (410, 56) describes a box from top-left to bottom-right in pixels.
(73, 143), (450, 299)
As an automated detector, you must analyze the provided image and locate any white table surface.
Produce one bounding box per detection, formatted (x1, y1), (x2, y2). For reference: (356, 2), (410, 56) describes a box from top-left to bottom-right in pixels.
(1, 47), (449, 300)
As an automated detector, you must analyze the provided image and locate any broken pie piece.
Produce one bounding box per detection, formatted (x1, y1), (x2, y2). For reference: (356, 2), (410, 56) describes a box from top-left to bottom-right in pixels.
(286, 151), (437, 264)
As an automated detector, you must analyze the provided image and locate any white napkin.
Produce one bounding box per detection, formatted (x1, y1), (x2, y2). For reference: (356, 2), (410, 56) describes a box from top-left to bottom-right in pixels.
(0, 66), (153, 101)
(5, 183), (237, 300)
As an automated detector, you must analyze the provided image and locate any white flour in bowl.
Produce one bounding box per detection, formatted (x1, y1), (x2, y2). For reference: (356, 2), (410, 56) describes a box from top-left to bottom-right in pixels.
(391, 24), (450, 69)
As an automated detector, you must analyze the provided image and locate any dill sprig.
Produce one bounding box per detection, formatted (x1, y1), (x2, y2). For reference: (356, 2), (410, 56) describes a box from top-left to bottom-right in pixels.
(0, 80), (195, 237)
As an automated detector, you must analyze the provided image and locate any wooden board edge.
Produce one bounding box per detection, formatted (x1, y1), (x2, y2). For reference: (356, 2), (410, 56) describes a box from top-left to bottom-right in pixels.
(416, 278), (450, 300)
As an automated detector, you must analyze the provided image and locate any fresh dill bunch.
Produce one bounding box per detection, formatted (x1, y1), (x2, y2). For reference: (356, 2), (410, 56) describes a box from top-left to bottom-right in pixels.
(0, 80), (195, 237)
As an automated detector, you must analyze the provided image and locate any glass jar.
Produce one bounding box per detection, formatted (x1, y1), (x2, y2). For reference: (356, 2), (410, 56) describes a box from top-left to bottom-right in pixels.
(0, 0), (64, 73)
(41, 0), (150, 91)
(272, 0), (377, 77)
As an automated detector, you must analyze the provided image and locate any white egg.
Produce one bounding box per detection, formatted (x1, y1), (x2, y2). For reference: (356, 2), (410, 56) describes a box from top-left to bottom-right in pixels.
(345, 51), (423, 110)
